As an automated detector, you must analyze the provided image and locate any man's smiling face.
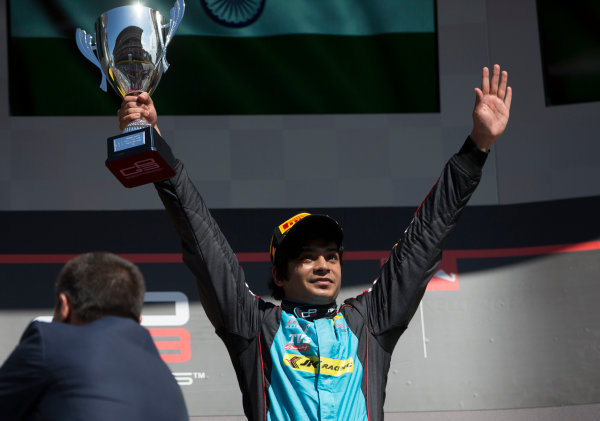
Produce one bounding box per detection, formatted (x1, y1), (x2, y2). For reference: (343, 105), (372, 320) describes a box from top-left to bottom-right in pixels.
(274, 239), (342, 305)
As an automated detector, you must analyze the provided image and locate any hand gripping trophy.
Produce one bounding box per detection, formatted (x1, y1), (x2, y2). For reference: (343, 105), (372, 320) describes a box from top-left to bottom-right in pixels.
(76, 1), (185, 188)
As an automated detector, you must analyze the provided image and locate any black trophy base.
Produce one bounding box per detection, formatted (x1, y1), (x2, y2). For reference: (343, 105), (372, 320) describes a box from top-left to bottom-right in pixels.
(105, 126), (176, 188)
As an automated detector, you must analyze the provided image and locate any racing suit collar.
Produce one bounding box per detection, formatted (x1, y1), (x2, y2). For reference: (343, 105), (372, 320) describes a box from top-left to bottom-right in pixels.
(281, 299), (338, 320)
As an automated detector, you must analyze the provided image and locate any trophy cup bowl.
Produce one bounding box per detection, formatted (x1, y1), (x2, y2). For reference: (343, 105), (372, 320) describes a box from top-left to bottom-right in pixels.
(76, 0), (185, 188)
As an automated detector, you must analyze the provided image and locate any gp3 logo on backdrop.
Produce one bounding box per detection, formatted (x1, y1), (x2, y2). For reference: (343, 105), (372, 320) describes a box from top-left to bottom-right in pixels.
(141, 291), (191, 364)
(142, 292), (207, 387)
(37, 291), (192, 364)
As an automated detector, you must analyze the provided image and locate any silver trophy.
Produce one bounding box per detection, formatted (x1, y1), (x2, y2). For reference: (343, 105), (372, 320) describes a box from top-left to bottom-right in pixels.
(76, 0), (185, 188)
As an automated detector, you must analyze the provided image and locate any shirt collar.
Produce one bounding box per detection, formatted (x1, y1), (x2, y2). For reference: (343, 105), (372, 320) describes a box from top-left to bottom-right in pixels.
(281, 299), (338, 320)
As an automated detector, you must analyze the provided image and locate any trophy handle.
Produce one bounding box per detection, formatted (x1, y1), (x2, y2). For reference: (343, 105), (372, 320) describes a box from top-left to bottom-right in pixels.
(161, 0), (186, 72)
(75, 28), (108, 92)
(166, 0), (185, 46)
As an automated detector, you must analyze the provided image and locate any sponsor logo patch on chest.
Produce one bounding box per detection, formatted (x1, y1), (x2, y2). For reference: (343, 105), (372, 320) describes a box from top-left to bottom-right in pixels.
(283, 354), (354, 376)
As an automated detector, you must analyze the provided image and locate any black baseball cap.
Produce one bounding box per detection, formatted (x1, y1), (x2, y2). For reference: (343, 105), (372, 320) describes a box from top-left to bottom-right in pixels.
(269, 213), (343, 264)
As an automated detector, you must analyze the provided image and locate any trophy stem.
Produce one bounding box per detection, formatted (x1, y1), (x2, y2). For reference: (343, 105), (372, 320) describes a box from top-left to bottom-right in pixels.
(124, 119), (151, 133)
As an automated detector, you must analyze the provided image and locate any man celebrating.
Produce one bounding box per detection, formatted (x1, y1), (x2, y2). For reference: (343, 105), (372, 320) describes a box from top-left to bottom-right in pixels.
(119, 65), (511, 420)
(0, 252), (189, 421)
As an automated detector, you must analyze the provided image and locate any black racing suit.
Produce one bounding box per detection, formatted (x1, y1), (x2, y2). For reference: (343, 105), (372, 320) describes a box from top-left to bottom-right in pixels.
(154, 137), (487, 420)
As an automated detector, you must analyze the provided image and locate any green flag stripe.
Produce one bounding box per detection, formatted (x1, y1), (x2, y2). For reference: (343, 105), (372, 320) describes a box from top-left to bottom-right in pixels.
(11, 0), (435, 38)
(9, 34), (438, 116)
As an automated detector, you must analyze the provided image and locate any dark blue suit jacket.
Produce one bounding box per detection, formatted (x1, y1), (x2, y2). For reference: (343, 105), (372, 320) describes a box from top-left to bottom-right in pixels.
(0, 316), (188, 421)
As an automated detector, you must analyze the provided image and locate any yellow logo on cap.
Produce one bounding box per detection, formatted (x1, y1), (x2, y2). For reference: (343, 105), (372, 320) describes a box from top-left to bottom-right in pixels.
(278, 213), (310, 235)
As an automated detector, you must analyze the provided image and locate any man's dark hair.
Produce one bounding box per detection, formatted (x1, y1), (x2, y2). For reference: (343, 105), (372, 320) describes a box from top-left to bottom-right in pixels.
(55, 252), (145, 323)
(268, 231), (343, 301)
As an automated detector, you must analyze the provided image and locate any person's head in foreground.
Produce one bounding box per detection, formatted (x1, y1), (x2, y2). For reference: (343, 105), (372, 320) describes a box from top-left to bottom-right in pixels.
(52, 251), (145, 325)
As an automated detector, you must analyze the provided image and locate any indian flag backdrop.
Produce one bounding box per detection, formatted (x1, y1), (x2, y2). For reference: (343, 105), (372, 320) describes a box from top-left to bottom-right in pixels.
(8, 0), (438, 115)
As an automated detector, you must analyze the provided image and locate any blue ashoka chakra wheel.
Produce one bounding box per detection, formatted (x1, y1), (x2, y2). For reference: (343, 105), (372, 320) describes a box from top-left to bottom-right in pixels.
(200, 0), (266, 28)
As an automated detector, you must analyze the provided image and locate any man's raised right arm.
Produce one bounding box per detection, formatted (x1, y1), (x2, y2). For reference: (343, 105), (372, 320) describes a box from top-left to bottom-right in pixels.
(118, 94), (261, 338)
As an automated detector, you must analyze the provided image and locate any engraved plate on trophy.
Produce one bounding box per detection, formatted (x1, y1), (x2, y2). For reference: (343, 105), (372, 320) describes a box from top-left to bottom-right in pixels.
(76, 1), (185, 188)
